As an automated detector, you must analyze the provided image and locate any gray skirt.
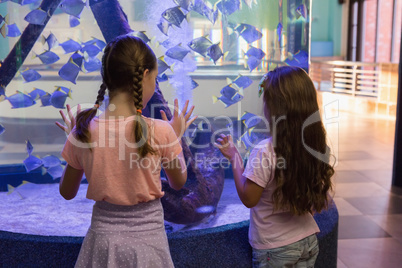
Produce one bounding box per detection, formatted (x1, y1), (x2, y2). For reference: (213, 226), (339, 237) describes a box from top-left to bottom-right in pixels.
(75, 199), (174, 268)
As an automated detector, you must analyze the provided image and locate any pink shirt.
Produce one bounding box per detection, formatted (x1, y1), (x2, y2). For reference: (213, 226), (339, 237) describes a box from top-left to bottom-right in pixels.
(242, 138), (320, 250)
(62, 115), (182, 206)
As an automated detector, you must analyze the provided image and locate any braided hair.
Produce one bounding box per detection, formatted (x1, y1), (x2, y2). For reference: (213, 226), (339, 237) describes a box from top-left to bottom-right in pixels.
(74, 35), (157, 157)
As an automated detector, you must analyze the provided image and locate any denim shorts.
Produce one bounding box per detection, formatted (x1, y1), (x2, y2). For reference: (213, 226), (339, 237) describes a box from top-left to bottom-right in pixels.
(252, 234), (319, 268)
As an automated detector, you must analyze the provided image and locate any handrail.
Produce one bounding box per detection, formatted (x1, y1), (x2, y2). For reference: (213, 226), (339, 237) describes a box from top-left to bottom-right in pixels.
(309, 60), (399, 107)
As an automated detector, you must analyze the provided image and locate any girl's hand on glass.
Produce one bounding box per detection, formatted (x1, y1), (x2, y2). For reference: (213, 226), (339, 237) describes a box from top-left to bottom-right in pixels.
(160, 99), (197, 139)
(215, 134), (239, 162)
(55, 104), (81, 135)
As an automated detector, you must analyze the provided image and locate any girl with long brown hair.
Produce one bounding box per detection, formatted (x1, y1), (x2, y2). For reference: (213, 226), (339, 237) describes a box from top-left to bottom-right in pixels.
(57, 35), (196, 267)
(216, 66), (334, 267)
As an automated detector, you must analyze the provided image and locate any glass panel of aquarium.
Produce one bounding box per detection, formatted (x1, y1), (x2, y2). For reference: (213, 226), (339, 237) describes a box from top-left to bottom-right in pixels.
(0, 0), (310, 234)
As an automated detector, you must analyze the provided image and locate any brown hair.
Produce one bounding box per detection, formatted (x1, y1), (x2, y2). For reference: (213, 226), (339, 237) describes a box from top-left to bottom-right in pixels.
(261, 66), (334, 215)
(75, 35), (157, 158)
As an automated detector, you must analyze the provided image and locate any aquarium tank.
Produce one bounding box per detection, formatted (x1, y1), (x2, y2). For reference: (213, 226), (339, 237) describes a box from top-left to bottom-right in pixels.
(0, 0), (310, 231)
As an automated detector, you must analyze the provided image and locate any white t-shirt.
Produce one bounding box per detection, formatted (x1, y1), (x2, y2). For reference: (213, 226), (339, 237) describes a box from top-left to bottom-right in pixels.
(242, 138), (320, 249)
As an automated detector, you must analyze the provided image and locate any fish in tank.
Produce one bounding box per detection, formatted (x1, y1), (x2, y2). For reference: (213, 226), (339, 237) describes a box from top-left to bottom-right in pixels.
(0, 0), (310, 232)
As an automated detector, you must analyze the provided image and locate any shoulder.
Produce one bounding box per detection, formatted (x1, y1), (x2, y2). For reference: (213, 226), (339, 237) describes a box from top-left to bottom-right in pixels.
(149, 118), (172, 131)
(252, 138), (274, 154)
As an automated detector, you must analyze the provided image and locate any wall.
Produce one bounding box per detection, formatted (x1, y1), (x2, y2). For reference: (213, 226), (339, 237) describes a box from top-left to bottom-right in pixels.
(311, 0), (344, 57)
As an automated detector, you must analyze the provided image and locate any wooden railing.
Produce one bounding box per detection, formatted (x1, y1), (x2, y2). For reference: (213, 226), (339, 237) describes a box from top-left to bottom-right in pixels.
(310, 60), (399, 106)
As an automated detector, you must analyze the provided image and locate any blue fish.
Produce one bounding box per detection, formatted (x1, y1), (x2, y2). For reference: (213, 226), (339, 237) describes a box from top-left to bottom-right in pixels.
(131, 31), (151, 43)
(26, 139), (33, 155)
(159, 39), (175, 49)
(207, 43), (228, 64)
(58, 55), (81, 84)
(294, 50), (308, 64)
(277, 23), (283, 45)
(81, 43), (102, 57)
(157, 73), (168, 83)
(212, 92), (243, 108)
(41, 155), (61, 168)
(157, 18), (171, 36)
(162, 6), (187, 28)
(241, 127), (258, 150)
(296, 4), (307, 19)
(13, 0), (41, 5)
(70, 51), (84, 68)
(23, 155), (43, 172)
(50, 88), (68, 108)
(190, 78), (199, 90)
(0, 24), (6, 38)
(285, 50), (308, 69)
(245, 46), (265, 60)
(57, 86), (72, 96)
(69, 15), (80, 27)
(235, 23), (262, 44)
(7, 91), (35, 108)
(40, 93), (52, 106)
(0, 14), (9, 25)
(246, 56), (261, 72)
(0, 123), (5, 135)
(60, 39), (82, 53)
(193, 0), (218, 24)
(227, 119), (247, 141)
(82, 38), (106, 50)
(227, 74), (253, 89)
(34, 50), (60, 65)
(24, 8), (48, 25)
(157, 56), (173, 75)
(7, 23), (21, 37)
(0, 85), (5, 97)
(188, 35), (213, 57)
(46, 165), (64, 179)
(241, 111), (262, 128)
(174, 0), (193, 11)
(40, 33), (58, 50)
(59, 0), (86, 18)
(216, 0), (241, 16)
(84, 57), (101, 72)
(21, 68), (41, 82)
(28, 88), (46, 100)
(165, 43), (190, 62)
(220, 84), (239, 99)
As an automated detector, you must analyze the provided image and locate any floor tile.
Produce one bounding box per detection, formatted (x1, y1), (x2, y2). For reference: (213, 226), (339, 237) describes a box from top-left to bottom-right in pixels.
(333, 198), (363, 216)
(333, 170), (371, 183)
(337, 258), (348, 268)
(368, 214), (402, 239)
(338, 215), (390, 239)
(338, 151), (374, 161)
(338, 238), (402, 268)
(333, 182), (390, 198)
(344, 195), (402, 215)
(341, 159), (393, 171)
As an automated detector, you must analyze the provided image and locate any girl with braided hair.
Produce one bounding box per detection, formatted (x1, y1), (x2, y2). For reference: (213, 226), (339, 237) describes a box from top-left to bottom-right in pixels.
(56, 35), (196, 267)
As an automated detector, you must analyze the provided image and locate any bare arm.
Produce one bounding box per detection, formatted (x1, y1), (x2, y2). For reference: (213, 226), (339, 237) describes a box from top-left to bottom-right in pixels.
(215, 134), (264, 208)
(59, 164), (84, 200)
(163, 145), (187, 190)
(160, 99), (196, 191)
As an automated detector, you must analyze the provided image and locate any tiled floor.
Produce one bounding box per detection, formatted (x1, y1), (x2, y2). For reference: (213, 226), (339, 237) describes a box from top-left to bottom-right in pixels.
(332, 111), (402, 268)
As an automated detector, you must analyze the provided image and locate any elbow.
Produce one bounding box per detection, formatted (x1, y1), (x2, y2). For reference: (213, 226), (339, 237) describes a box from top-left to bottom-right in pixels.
(60, 190), (76, 200)
(169, 174), (187, 191)
(241, 196), (258, 208)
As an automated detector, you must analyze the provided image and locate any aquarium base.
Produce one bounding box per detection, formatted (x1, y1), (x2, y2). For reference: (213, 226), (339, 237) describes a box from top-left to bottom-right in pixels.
(0, 204), (338, 268)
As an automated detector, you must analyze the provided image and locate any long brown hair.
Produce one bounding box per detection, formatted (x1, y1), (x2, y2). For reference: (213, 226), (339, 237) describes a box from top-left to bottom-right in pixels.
(261, 66), (334, 215)
(75, 35), (156, 158)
